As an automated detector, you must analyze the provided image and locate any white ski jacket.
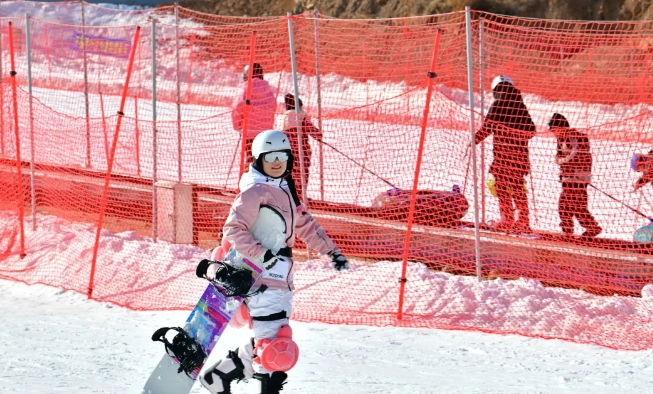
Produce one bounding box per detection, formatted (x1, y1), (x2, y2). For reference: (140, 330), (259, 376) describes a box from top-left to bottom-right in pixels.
(223, 167), (336, 318)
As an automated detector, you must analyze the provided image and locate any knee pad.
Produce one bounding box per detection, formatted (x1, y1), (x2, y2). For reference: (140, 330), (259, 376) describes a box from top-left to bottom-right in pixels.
(229, 303), (252, 329)
(253, 325), (299, 372)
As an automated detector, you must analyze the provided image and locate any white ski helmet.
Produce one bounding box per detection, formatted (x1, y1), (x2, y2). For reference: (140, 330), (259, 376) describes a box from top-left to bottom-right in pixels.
(251, 130), (293, 177)
(242, 62), (264, 81)
(491, 74), (514, 91)
(491, 75), (515, 100)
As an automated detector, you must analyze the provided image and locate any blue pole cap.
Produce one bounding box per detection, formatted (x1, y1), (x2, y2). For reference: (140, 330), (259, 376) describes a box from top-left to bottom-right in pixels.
(631, 154), (641, 171)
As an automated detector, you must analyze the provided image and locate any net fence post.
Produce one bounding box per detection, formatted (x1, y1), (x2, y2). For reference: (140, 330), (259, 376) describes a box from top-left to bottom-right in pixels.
(288, 13), (307, 207)
(88, 26), (142, 300)
(81, 0), (91, 169)
(465, 7), (483, 282)
(8, 21), (26, 258)
(313, 10), (325, 201)
(0, 4), (4, 157)
(397, 28), (442, 320)
(239, 31), (256, 180)
(151, 19), (158, 242)
(288, 13), (311, 258)
(175, 2), (182, 182)
(479, 17), (486, 224)
(25, 14), (36, 232)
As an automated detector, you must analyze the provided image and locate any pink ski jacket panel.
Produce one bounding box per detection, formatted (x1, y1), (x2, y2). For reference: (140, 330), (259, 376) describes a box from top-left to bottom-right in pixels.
(231, 78), (276, 137)
(223, 167), (336, 264)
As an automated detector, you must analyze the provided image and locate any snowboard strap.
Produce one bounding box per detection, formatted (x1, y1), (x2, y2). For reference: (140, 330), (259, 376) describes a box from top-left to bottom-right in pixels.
(151, 327), (206, 376)
(251, 311), (287, 321)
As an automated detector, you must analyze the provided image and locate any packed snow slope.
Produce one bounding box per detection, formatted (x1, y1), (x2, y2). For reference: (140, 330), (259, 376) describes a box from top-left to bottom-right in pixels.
(1, 279), (652, 394)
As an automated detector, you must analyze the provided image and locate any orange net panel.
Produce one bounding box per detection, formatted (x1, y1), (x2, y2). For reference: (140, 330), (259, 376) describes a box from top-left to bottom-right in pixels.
(0, 7), (651, 351)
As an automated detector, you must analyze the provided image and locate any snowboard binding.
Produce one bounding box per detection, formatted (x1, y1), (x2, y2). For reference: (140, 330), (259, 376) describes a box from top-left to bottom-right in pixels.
(196, 259), (258, 298)
(151, 327), (207, 377)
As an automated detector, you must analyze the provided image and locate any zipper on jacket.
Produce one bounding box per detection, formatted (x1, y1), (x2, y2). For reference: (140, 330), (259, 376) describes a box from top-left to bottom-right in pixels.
(287, 258), (293, 291)
(281, 188), (295, 243)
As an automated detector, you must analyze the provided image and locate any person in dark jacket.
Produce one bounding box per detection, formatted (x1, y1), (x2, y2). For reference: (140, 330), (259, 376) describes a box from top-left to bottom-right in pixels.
(632, 150), (653, 192)
(549, 113), (601, 238)
(474, 75), (537, 233)
(283, 93), (322, 202)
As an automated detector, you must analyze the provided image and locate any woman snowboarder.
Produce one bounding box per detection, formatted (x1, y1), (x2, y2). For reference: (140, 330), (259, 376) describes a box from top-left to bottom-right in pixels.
(200, 129), (349, 394)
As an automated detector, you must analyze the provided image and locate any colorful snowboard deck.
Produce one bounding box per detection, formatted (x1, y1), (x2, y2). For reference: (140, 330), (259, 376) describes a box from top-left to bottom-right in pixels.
(143, 257), (262, 394)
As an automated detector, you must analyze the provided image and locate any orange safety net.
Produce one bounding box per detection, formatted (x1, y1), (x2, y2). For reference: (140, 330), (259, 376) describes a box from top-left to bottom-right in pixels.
(0, 4), (651, 351)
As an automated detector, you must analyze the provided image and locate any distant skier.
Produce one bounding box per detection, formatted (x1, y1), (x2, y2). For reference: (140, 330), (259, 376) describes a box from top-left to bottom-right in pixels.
(473, 75), (537, 233)
(200, 130), (349, 394)
(231, 63), (276, 166)
(549, 113), (601, 238)
(282, 93), (323, 202)
(632, 149), (653, 192)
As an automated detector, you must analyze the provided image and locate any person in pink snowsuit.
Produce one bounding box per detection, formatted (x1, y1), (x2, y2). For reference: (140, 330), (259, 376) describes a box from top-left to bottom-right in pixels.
(200, 130), (349, 394)
(231, 63), (277, 166)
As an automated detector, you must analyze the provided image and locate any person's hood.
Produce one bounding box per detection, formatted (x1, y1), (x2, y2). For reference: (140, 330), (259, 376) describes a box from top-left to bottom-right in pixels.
(239, 165), (287, 192)
(494, 83), (524, 104)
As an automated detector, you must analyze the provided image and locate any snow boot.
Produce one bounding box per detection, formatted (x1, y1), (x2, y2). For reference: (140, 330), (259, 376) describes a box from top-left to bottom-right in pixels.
(200, 349), (246, 394)
(581, 225), (602, 239)
(255, 371), (287, 394)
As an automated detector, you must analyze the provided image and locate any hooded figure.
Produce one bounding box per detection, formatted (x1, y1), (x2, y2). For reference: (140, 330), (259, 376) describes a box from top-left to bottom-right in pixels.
(549, 113), (601, 238)
(473, 75), (537, 233)
(231, 63), (277, 166)
(632, 150), (653, 191)
(282, 93), (322, 202)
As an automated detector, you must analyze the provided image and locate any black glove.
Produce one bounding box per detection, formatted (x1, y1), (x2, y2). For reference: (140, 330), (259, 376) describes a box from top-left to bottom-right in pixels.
(328, 249), (349, 271)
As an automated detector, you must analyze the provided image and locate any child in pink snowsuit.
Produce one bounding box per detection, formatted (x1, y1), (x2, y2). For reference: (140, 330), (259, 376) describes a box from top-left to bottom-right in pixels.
(200, 130), (349, 394)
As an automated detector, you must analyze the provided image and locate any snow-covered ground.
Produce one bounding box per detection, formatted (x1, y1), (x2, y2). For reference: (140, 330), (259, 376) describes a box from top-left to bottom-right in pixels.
(1, 278), (652, 394)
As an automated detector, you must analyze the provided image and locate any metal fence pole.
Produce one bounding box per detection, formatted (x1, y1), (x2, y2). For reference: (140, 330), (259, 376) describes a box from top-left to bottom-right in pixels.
(151, 19), (158, 242)
(288, 13), (311, 258)
(25, 15), (36, 231)
(175, 2), (182, 182)
(465, 7), (482, 281)
(313, 10), (324, 201)
(0, 2), (4, 157)
(81, 0), (91, 168)
(287, 13), (308, 207)
(479, 18), (486, 224)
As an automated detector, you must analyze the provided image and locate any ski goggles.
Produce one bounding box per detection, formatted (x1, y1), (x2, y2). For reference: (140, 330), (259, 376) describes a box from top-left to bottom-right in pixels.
(263, 151), (289, 163)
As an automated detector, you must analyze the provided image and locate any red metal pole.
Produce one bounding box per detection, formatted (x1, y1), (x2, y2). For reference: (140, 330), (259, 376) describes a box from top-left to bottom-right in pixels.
(87, 26), (141, 299)
(8, 22), (26, 258)
(238, 31), (256, 182)
(397, 29), (442, 320)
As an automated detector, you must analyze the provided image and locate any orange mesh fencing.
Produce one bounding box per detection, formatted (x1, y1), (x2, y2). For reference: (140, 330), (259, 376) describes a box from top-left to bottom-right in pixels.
(0, 5), (651, 351)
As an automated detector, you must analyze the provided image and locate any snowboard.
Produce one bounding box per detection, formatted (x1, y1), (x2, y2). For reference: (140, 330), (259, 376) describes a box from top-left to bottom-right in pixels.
(142, 255), (262, 394)
(143, 205), (286, 394)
